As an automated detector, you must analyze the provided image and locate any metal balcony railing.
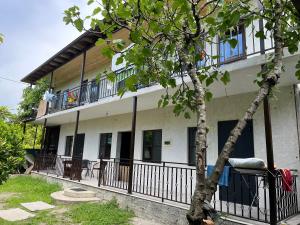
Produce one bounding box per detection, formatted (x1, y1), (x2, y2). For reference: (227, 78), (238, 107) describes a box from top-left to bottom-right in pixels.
(47, 21), (277, 114)
(48, 67), (135, 114)
(34, 154), (298, 223)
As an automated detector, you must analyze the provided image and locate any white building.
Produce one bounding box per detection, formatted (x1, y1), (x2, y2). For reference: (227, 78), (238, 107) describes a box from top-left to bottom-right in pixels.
(22, 22), (300, 224)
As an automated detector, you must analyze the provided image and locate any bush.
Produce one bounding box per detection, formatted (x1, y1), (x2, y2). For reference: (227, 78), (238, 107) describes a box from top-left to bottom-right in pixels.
(0, 115), (25, 184)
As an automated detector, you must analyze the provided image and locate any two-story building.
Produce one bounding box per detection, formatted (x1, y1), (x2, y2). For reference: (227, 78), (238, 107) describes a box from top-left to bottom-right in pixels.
(22, 20), (299, 224)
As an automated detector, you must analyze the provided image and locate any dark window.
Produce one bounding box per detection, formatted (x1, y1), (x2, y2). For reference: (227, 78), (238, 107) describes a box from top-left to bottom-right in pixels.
(188, 127), (197, 166)
(219, 25), (245, 64)
(65, 136), (73, 156)
(143, 130), (162, 163)
(99, 133), (112, 159)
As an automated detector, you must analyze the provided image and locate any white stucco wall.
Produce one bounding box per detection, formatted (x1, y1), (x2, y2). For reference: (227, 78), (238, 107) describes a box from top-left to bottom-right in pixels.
(56, 85), (300, 171)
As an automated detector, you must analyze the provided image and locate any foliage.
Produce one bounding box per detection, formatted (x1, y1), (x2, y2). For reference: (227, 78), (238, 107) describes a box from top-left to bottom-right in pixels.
(18, 78), (49, 120)
(0, 33), (3, 44)
(22, 124), (43, 149)
(68, 200), (134, 225)
(0, 176), (61, 207)
(0, 107), (26, 184)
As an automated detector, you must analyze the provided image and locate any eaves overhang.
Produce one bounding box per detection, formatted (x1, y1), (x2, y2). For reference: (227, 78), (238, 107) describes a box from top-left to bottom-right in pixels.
(21, 29), (106, 84)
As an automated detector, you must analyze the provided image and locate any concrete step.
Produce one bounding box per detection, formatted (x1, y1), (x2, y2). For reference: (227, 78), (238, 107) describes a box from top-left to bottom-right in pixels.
(51, 191), (100, 204)
(64, 187), (96, 198)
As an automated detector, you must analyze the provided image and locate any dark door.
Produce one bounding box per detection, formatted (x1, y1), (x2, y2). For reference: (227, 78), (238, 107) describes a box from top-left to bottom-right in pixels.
(44, 126), (60, 155)
(90, 79), (99, 103)
(120, 132), (131, 164)
(73, 133), (85, 158)
(99, 133), (112, 159)
(80, 80), (88, 104)
(218, 120), (256, 206)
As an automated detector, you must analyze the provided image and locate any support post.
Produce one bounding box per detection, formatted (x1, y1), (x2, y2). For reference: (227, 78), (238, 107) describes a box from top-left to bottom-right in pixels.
(128, 96), (137, 194)
(45, 72), (54, 115)
(71, 110), (81, 181)
(72, 111), (80, 159)
(263, 98), (277, 225)
(40, 119), (47, 152)
(78, 51), (87, 106)
(259, 18), (277, 224)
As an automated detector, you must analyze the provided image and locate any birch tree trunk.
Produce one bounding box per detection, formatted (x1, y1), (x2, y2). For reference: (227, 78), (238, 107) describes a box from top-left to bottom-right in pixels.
(204, 0), (284, 203)
(187, 68), (208, 224)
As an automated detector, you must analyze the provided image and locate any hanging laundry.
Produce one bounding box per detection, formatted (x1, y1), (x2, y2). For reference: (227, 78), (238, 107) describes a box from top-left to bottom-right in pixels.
(206, 165), (230, 187)
(279, 169), (293, 192)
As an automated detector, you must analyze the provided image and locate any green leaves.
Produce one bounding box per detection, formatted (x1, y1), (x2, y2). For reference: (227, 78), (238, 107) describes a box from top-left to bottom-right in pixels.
(205, 17), (216, 25)
(92, 7), (101, 16)
(101, 46), (114, 59)
(0, 33), (4, 44)
(113, 39), (126, 51)
(255, 31), (266, 39)
(74, 19), (84, 32)
(228, 39), (238, 49)
(95, 38), (105, 46)
(220, 71), (230, 85)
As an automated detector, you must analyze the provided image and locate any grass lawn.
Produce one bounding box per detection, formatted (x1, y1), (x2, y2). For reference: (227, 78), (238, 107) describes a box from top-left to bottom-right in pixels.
(0, 175), (134, 225)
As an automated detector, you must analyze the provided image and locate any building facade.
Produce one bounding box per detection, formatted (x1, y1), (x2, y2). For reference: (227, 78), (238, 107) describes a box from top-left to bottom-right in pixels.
(22, 21), (300, 223)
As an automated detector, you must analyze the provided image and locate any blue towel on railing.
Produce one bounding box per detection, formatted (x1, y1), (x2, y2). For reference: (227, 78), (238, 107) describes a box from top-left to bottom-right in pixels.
(206, 165), (230, 187)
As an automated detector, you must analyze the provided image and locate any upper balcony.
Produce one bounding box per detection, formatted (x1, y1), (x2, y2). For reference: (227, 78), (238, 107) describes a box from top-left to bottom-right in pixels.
(43, 21), (276, 115)
(28, 20), (300, 121)
(48, 67), (135, 114)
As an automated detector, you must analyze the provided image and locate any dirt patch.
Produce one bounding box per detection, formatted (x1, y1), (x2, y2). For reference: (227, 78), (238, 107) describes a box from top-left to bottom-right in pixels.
(49, 206), (75, 224)
(0, 193), (18, 209)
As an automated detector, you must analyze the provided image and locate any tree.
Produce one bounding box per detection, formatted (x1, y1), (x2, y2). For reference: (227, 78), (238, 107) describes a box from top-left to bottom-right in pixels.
(0, 107), (25, 184)
(0, 33), (3, 44)
(18, 78), (49, 120)
(64, 0), (300, 223)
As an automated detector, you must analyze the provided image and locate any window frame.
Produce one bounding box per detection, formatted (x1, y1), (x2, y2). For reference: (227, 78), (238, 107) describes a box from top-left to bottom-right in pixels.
(64, 135), (73, 157)
(142, 129), (162, 163)
(217, 24), (246, 65)
(188, 127), (197, 166)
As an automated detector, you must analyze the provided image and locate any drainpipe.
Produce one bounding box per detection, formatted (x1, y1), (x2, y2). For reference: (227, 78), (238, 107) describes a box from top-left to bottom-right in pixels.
(259, 18), (277, 224)
(128, 96), (137, 194)
(77, 51), (87, 106)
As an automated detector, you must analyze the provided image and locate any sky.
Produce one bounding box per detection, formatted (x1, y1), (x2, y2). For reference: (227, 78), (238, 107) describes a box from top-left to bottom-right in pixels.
(0, 0), (92, 112)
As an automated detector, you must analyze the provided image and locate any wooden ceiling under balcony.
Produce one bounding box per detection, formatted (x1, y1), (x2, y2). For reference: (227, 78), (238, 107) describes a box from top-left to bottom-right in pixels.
(21, 28), (129, 85)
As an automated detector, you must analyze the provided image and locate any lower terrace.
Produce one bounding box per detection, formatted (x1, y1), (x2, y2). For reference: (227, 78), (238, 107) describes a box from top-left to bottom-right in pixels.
(34, 154), (299, 224)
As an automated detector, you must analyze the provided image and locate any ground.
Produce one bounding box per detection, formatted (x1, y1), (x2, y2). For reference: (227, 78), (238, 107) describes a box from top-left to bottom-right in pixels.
(0, 175), (160, 225)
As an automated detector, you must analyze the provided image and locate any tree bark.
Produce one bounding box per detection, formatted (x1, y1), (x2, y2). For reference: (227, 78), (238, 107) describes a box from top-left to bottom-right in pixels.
(186, 68), (208, 224)
(204, 0), (283, 203)
(178, 47), (208, 224)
